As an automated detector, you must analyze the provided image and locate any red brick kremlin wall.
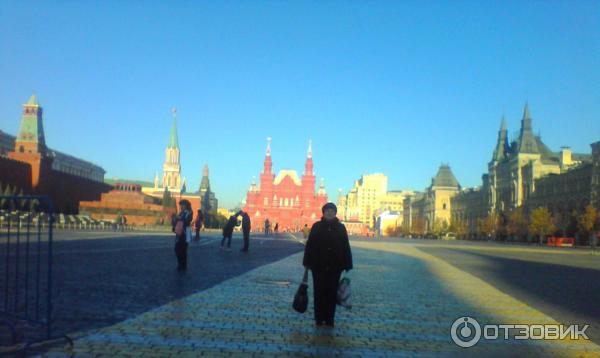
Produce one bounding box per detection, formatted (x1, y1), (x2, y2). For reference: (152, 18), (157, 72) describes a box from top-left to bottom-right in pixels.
(0, 156), (33, 193)
(0, 156), (111, 213)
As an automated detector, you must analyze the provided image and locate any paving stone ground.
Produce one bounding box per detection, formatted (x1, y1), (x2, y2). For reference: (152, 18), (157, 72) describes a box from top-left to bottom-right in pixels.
(39, 239), (600, 357)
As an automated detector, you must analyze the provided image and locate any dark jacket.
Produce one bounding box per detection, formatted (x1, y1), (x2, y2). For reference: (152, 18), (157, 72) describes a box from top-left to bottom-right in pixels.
(223, 215), (238, 235)
(242, 213), (251, 232)
(303, 218), (353, 272)
(175, 209), (192, 241)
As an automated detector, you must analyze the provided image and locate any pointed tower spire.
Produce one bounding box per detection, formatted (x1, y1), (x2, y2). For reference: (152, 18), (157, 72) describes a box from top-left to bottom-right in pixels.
(168, 107), (179, 148)
(263, 137), (273, 174)
(304, 139), (314, 176)
(162, 107), (182, 191)
(492, 115), (509, 162)
(266, 137), (272, 156)
(523, 102), (531, 121)
(517, 102), (539, 154)
(203, 163), (209, 177)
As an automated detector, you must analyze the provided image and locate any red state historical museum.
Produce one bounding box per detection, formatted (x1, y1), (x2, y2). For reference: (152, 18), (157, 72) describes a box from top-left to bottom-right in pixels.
(244, 138), (328, 232)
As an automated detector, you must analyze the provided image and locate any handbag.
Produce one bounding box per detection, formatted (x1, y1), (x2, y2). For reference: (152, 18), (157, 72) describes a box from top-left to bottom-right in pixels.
(175, 221), (184, 237)
(337, 275), (352, 309)
(293, 269), (309, 313)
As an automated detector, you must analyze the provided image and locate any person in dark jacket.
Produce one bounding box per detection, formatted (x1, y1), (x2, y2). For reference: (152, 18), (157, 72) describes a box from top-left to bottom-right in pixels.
(221, 213), (239, 251)
(240, 211), (251, 252)
(264, 218), (271, 236)
(174, 200), (193, 272)
(303, 202), (353, 328)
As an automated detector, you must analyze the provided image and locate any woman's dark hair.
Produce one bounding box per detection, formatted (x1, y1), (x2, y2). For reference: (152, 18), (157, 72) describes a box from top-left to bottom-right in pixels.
(179, 199), (191, 210)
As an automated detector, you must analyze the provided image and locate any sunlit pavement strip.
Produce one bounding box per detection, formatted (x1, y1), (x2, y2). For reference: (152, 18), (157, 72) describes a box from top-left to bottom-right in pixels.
(42, 241), (600, 357)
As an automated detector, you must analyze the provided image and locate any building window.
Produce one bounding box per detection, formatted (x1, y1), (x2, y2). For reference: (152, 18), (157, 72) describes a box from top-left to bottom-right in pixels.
(264, 197), (268, 206)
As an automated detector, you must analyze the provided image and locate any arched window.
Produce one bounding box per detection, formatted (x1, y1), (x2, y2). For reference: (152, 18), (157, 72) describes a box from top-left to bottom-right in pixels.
(263, 197), (268, 206)
(284, 198), (289, 207)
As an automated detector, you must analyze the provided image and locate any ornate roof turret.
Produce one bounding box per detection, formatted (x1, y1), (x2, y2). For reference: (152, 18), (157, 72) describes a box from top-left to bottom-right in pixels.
(517, 102), (539, 154)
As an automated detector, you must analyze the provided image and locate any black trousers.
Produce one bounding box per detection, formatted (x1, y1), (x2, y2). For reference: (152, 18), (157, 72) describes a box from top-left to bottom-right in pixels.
(221, 232), (233, 248)
(312, 270), (342, 325)
(242, 229), (250, 250)
(194, 227), (200, 240)
(175, 239), (188, 270)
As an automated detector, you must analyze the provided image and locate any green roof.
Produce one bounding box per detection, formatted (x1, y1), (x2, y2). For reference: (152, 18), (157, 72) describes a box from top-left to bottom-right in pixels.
(168, 111), (179, 148)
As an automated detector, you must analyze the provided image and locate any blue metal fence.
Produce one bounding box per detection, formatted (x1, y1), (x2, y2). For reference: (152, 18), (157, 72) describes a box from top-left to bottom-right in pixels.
(0, 195), (54, 351)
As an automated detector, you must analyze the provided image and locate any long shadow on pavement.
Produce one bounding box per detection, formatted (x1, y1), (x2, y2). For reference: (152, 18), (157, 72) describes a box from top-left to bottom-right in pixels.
(420, 247), (600, 344)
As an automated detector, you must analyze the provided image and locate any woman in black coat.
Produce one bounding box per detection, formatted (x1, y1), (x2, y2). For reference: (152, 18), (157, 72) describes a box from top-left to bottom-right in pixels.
(303, 202), (353, 328)
(174, 200), (193, 271)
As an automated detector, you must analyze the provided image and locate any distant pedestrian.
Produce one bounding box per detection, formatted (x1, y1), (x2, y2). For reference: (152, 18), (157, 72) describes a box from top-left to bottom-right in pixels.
(302, 224), (310, 239)
(303, 202), (353, 328)
(274, 222), (279, 234)
(241, 211), (251, 252)
(221, 213), (239, 251)
(264, 218), (271, 236)
(194, 209), (204, 241)
(174, 200), (193, 272)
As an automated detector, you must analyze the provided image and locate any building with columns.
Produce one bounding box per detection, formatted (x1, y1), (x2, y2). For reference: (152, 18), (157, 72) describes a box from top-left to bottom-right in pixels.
(243, 139), (328, 232)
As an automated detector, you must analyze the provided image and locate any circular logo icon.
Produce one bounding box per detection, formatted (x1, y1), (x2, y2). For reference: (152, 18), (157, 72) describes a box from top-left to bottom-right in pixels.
(451, 316), (482, 348)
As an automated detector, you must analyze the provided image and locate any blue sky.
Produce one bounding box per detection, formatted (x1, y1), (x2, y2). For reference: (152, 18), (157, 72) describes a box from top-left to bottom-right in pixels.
(1, 1), (599, 208)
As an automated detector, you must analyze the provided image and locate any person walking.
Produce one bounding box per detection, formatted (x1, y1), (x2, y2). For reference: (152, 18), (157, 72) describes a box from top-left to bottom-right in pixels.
(274, 222), (279, 234)
(194, 209), (204, 241)
(174, 200), (193, 272)
(302, 202), (353, 328)
(241, 211), (251, 252)
(221, 213), (239, 251)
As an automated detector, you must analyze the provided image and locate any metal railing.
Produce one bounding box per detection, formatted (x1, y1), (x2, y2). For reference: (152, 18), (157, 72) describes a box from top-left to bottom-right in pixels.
(0, 195), (56, 352)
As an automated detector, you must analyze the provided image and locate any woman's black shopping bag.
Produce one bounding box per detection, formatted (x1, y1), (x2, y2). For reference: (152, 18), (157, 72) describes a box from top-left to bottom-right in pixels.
(293, 269), (309, 313)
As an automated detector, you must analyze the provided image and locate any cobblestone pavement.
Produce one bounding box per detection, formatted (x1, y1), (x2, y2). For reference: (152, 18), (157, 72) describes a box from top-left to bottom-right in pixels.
(1, 230), (304, 352)
(41, 239), (600, 357)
